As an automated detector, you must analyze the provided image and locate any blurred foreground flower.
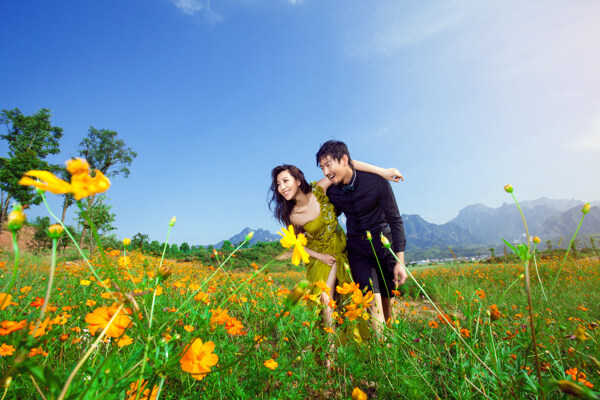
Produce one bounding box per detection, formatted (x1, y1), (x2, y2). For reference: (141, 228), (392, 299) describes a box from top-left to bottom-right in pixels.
(278, 225), (310, 266)
(263, 359), (278, 370)
(180, 338), (219, 381)
(123, 238), (131, 246)
(47, 224), (64, 239)
(19, 158), (110, 200)
(0, 294), (12, 310)
(504, 184), (513, 193)
(582, 203), (590, 214)
(126, 379), (158, 400)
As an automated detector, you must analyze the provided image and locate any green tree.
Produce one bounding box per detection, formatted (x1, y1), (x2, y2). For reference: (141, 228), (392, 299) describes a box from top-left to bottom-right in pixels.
(0, 108), (63, 228)
(132, 233), (150, 249)
(77, 127), (137, 244)
(180, 242), (190, 252)
(75, 194), (116, 253)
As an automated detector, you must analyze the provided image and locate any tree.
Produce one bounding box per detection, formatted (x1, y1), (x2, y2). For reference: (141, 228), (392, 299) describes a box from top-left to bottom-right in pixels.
(75, 194), (116, 253)
(132, 233), (150, 249)
(0, 108), (63, 229)
(180, 242), (190, 252)
(77, 127), (137, 244)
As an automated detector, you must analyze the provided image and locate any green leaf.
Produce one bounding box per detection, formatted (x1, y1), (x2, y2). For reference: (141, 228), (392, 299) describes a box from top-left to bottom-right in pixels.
(502, 239), (518, 253)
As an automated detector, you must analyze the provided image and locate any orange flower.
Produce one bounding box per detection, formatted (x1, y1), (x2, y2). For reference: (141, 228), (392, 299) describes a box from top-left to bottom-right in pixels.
(0, 320), (27, 336)
(314, 281), (330, 293)
(180, 338), (219, 381)
(85, 306), (132, 338)
(336, 282), (360, 295)
(0, 343), (16, 356)
(428, 321), (439, 329)
(117, 335), (134, 347)
(29, 318), (51, 338)
(565, 367), (594, 388)
(0, 294), (12, 310)
(437, 313), (453, 325)
(263, 359), (278, 370)
(343, 290), (374, 321)
(126, 379), (158, 400)
(225, 317), (246, 336)
(490, 304), (502, 321)
(475, 289), (486, 299)
(460, 328), (471, 339)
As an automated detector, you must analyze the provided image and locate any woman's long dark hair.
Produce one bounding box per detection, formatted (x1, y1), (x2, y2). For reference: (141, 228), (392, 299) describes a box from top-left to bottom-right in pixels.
(268, 164), (311, 227)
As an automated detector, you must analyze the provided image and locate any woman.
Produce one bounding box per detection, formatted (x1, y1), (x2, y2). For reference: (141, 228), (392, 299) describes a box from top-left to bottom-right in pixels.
(268, 161), (402, 331)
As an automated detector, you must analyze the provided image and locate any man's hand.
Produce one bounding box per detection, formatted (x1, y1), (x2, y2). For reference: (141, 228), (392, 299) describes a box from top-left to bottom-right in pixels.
(393, 261), (407, 286)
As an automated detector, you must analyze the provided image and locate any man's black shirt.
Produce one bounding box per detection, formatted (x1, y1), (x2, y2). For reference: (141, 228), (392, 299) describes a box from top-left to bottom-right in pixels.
(326, 170), (406, 253)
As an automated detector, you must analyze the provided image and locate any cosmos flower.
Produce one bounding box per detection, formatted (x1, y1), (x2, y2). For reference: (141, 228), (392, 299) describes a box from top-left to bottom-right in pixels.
(19, 158), (110, 200)
(263, 359), (278, 370)
(180, 338), (219, 381)
(277, 225), (310, 266)
(85, 306), (132, 338)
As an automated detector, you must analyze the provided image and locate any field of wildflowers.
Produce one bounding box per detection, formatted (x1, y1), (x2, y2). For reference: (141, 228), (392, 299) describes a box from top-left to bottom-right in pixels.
(0, 161), (599, 399)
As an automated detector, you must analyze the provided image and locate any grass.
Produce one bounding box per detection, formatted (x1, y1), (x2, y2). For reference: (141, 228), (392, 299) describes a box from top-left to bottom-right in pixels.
(1, 244), (599, 399)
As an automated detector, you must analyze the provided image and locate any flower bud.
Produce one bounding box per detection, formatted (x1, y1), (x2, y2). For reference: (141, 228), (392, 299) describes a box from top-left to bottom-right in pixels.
(245, 231), (254, 242)
(47, 224), (65, 239)
(123, 238), (131, 246)
(504, 184), (513, 193)
(285, 280), (309, 309)
(581, 203), (590, 214)
(158, 265), (173, 282)
(532, 236), (541, 244)
(7, 204), (26, 232)
(0, 376), (12, 388)
(555, 380), (586, 398)
(169, 216), (176, 227)
(366, 231), (372, 241)
(380, 233), (391, 248)
(519, 274), (524, 279)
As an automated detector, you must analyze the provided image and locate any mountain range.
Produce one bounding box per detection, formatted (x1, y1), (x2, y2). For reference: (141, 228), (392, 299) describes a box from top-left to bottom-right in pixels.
(215, 198), (600, 250)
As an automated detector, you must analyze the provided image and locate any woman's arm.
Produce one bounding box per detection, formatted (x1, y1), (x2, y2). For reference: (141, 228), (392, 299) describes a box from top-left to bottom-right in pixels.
(353, 160), (404, 182)
(304, 246), (336, 267)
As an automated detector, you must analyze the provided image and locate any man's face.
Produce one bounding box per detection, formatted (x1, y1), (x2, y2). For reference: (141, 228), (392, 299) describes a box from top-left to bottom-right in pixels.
(319, 155), (350, 185)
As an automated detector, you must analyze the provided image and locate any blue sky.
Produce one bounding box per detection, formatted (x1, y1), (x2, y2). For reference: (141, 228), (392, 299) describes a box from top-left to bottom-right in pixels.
(2, 0), (599, 246)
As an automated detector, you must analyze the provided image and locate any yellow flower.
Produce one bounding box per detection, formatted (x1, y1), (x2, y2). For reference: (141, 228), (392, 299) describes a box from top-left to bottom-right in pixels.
(180, 338), (219, 381)
(581, 203), (590, 214)
(19, 158), (110, 200)
(352, 387), (368, 400)
(86, 300), (97, 307)
(277, 225), (310, 266)
(123, 238), (131, 246)
(263, 359), (278, 370)
(80, 279), (91, 286)
(504, 184), (513, 193)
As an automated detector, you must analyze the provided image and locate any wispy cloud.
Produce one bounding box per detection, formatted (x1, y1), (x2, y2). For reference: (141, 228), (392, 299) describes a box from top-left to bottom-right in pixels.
(288, 0), (304, 5)
(170, 0), (222, 23)
(568, 112), (600, 151)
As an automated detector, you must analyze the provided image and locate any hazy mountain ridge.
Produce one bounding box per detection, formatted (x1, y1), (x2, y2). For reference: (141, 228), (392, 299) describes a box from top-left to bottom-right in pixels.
(215, 199), (600, 249)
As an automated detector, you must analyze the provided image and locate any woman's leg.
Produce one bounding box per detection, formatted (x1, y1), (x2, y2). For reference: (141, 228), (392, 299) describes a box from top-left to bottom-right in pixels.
(320, 262), (337, 327)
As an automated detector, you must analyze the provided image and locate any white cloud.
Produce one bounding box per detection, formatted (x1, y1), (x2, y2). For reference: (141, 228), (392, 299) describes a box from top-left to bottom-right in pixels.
(568, 113), (600, 151)
(288, 0), (304, 5)
(170, 0), (222, 23)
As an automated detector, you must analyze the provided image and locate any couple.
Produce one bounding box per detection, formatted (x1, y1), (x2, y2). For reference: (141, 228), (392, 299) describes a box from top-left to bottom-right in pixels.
(269, 140), (407, 333)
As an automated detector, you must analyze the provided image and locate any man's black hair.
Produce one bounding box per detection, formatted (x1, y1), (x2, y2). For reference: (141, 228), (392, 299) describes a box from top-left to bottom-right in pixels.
(315, 140), (353, 167)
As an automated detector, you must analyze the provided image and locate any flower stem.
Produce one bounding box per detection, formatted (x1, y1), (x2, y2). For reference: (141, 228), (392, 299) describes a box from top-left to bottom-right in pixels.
(549, 212), (586, 294)
(3, 231), (20, 295)
(57, 304), (125, 400)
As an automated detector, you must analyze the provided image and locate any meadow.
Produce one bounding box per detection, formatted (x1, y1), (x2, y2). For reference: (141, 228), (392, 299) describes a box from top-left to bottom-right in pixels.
(1, 167), (599, 399)
(1, 232), (599, 399)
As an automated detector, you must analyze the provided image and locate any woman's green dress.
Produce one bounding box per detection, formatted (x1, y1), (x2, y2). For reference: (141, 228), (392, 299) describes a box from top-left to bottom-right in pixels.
(303, 183), (353, 298)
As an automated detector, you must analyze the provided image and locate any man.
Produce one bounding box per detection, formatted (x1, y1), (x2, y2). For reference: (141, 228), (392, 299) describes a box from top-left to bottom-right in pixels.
(316, 140), (407, 327)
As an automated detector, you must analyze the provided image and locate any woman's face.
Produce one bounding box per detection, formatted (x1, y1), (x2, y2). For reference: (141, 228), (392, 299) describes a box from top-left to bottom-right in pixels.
(276, 170), (300, 201)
